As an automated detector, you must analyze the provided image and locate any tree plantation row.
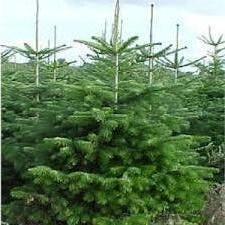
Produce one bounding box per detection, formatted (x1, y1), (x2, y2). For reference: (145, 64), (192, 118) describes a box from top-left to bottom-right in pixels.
(1, 0), (225, 224)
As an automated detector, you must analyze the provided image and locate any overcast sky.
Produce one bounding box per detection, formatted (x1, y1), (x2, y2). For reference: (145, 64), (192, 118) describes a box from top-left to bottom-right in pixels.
(1, 0), (225, 64)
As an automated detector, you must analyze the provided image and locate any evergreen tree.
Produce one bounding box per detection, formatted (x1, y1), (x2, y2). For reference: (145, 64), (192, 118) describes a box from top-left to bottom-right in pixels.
(2, 2), (220, 225)
(3, 68), (215, 225)
(187, 29), (225, 182)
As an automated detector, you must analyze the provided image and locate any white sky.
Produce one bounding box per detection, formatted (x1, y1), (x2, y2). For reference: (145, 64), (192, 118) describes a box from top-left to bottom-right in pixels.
(1, 0), (225, 65)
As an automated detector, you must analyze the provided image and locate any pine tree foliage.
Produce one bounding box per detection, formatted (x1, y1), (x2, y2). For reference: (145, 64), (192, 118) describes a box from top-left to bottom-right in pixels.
(1, 48), (15, 63)
(199, 27), (225, 76)
(1, 1), (222, 225)
(187, 29), (225, 182)
(158, 24), (206, 82)
(3, 74), (216, 224)
(3, 43), (70, 62)
(3, 44), (216, 225)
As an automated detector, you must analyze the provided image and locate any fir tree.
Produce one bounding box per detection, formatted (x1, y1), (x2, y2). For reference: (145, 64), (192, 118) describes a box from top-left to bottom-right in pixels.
(2, 1), (220, 225)
(3, 69), (216, 225)
(187, 28), (225, 182)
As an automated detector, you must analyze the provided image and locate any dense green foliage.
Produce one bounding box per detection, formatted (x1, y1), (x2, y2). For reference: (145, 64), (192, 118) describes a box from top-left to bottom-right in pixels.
(187, 29), (225, 182)
(2, 2), (224, 225)
(2, 62), (217, 225)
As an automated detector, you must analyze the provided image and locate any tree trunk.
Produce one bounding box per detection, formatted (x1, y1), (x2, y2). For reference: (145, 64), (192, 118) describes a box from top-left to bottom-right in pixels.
(148, 3), (154, 85)
(53, 25), (57, 82)
(174, 24), (179, 83)
(115, 53), (119, 106)
(35, 0), (40, 102)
